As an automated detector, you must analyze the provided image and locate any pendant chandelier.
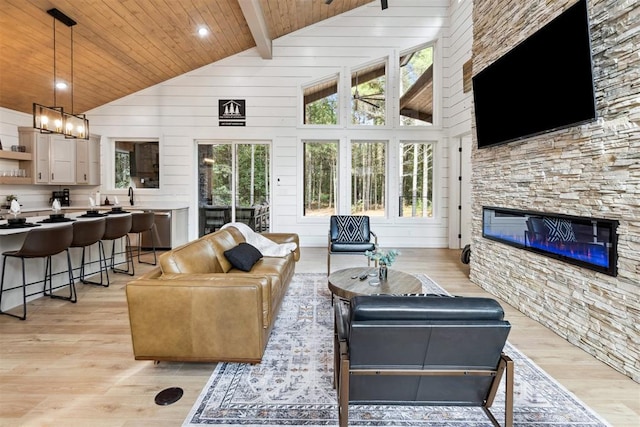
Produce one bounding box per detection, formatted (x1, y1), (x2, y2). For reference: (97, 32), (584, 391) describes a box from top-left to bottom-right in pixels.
(33, 8), (89, 140)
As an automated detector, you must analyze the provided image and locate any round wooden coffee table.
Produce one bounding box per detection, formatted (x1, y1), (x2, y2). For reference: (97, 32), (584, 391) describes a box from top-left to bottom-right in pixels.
(328, 267), (421, 301)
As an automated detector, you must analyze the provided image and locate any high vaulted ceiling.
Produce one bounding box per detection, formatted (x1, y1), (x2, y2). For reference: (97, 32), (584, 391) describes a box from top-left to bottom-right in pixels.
(0, 0), (373, 116)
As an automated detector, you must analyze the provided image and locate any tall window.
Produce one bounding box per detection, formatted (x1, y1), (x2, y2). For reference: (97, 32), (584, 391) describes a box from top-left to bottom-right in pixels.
(351, 62), (386, 125)
(198, 142), (270, 235)
(351, 141), (386, 216)
(399, 44), (434, 126)
(198, 143), (270, 207)
(303, 75), (339, 125)
(399, 141), (433, 217)
(303, 141), (338, 216)
(236, 144), (270, 207)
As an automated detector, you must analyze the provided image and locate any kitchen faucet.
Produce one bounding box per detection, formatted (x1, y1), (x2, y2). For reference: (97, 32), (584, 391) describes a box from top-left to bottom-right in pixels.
(128, 186), (134, 206)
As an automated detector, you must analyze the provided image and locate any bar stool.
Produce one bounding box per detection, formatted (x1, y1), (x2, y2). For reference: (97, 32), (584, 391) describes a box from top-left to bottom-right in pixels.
(129, 212), (157, 265)
(0, 224), (75, 320)
(102, 215), (134, 276)
(70, 218), (109, 287)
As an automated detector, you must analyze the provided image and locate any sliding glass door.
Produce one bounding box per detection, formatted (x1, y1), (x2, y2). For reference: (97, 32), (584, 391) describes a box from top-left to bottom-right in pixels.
(198, 141), (270, 236)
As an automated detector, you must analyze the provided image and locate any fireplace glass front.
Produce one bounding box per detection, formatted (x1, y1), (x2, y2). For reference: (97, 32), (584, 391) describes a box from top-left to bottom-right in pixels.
(482, 207), (618, 276)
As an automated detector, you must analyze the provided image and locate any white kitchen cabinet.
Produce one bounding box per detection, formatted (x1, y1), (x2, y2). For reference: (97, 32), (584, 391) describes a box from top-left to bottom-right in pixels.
(88, 134), (101, 185)
(76, 138), (89, 184)
(75, 134), (100, 185)
(49, 136), (76, 184)
(19, 127), (100, 185)
(16, 127), (50, 184)
(35, 134), (51, 183)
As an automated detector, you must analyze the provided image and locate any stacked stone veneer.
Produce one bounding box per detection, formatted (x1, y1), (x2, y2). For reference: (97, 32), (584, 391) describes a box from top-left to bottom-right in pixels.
(470, 0), (640, 381)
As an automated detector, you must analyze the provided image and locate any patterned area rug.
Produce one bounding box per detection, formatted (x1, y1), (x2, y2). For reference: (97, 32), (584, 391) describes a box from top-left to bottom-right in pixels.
(183, 273), (610, 426)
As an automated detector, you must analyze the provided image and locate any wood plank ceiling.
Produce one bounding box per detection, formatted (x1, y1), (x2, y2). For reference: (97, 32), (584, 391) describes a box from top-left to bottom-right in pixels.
(0, 0), (373, 115)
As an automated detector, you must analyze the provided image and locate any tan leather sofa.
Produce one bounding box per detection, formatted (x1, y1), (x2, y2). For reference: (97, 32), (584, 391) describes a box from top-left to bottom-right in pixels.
(125, 225), (300, 364)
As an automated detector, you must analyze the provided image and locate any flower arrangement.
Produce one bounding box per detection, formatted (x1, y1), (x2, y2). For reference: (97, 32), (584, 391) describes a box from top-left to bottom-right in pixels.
(365, 248), (400, 266)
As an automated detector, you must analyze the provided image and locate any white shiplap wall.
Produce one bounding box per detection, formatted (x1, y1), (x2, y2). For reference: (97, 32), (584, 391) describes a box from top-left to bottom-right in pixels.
(443, 0), (474, 248)
(1, 0), (474, 248)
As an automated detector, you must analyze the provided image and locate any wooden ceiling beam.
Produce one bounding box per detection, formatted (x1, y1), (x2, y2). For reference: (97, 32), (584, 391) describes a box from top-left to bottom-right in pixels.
(238, 0), (272, 59)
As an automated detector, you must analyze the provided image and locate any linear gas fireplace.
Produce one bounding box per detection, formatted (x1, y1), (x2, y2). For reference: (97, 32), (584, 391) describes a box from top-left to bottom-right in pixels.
(482, 207), (618, 276)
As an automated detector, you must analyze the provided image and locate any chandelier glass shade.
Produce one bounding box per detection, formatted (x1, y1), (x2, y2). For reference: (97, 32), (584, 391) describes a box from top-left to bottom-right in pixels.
(33, 104), (64, 134)
(32, 8), (89, 140)
(62, 111), (89, 139)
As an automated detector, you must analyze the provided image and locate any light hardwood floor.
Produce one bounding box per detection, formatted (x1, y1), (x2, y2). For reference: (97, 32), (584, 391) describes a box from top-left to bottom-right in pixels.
(0, 247), (638, 426)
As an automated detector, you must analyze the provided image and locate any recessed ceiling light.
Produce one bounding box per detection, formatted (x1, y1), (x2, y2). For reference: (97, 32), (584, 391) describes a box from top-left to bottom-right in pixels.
(198, 27), (209, 37)
(56, 81), (68, 90)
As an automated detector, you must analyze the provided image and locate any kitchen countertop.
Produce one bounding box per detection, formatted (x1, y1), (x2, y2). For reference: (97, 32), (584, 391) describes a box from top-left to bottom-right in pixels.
(0, 210), (136, 236)
(2, 203), (189, 214)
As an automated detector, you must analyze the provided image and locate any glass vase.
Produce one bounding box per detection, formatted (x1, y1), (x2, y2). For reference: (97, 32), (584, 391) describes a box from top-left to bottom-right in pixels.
(378, 263), (388, 281)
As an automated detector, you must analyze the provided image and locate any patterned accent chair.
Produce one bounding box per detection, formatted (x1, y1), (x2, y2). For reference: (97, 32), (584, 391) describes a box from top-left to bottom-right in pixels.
(327, 215), (377, 276)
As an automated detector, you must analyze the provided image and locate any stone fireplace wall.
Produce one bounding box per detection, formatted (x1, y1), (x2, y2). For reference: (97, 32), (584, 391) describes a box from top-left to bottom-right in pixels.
(470, 0), (640, 381)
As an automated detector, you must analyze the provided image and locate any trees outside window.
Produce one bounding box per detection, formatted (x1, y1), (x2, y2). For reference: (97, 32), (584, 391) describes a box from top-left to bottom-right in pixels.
(303, 75), (339, 125)
(399, 141), (433, 217)
(198, 143), (269, 207)
(198, 144), (232, 206)
(400, 44), (434, 126)
(351, 141), (386, 216)
(303, 141), (338, 216)
(114, 150), (130, 189)
(299, 45), (437, 219)
(236, 144), (270, 207)
(351, 62), (386, 125)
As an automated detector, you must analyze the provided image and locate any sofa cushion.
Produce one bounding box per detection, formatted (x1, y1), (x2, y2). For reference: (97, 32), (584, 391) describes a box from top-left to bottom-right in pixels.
(208, 229), (244, 272)
(224, 242), (263, 272)
(159, 238), (221, 274)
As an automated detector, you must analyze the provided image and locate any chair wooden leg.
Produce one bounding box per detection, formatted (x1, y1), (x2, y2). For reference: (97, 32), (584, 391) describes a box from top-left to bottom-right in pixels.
(503, 354), (514, 427)
(327, 252), (331, 276)
(338, 358), (350, 427)
(483, 353), (514, 427)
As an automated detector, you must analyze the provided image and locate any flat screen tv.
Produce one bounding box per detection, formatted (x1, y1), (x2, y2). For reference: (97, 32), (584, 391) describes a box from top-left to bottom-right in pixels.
(472, 0), (596, 149)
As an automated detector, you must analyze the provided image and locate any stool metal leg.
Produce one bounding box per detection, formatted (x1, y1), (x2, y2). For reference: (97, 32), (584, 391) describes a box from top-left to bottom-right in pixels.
(45, 252), (77, 303)
(66, 249), (77, 303)
(79, 241), (110, 287)
(137, 224), (157, 265)
(0, 255), (27, 320)
(111, 235), (135, 276)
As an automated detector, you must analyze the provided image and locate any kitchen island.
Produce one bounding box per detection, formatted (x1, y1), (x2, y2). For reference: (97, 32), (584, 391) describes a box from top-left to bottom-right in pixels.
(3, 203), (189, 249)
(0, 204), (188, 317)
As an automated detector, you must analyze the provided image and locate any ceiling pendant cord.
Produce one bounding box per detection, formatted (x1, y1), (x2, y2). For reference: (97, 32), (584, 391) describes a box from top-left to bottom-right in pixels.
(53, 15), (57, 107)
(70, 25), (74, 115)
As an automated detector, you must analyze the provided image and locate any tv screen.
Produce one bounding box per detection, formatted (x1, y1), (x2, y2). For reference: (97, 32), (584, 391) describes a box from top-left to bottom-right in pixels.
(472, 0), (596, 149)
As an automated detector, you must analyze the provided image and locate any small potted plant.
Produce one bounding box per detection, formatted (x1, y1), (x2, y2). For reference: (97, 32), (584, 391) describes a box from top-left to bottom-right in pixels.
(365, 248), (400, 280)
